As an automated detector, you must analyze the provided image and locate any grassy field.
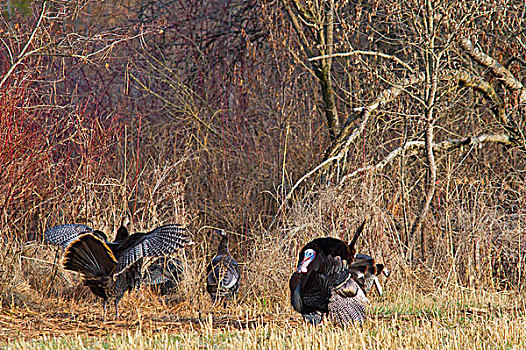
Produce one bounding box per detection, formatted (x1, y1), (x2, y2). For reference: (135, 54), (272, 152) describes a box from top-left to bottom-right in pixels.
(3, 284), (525, 349)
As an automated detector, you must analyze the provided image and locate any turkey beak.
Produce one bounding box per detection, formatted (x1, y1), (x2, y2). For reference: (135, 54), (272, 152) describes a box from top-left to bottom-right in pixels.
(297, 255), (314, 273)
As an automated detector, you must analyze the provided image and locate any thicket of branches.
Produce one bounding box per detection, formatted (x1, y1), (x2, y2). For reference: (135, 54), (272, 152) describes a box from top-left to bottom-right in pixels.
(1, 0), (525, 300)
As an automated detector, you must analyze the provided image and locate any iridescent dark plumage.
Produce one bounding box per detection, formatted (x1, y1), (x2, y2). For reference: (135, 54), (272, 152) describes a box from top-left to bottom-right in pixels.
(141, 256), (184, 295)
(295, 219), (366, 267)
(289, 219), (368, 326)
(45, 219), (192, 319)
(206, 229), (240, 303)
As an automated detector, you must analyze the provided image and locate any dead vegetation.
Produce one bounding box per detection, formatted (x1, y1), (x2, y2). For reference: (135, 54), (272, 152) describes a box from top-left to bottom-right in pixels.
(1, 0), (526, 347)
(1, 281), (525, 348)
(1, 185), (525, 346)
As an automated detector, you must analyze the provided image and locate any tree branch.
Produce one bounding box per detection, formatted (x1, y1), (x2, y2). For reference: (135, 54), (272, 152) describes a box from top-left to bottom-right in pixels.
(0, 1), (48, 89)
(283, 0), (339, 140)
(412, 0), (438, 257)
(339, 133), (516, 184)
(282, 0), (315, 58)
(325, 73), (426, 161)
(308, 50), (416, 73)
(455, 69), (506, 123)
(459, 37), (526, 104)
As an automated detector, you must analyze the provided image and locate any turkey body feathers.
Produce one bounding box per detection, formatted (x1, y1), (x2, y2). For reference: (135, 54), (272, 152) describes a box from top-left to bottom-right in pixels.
(63, 234), (117, 279)
(351, 254), (387, 296)
(290, 255), (352, 315)
(290, 255), (367, 326)
(45, 222), (191, 318)
(63, 234), (118, 304)
(142, 257), (183, 295)
(289, 219), (369, 326)
(206, 230), (240, 302)
(114, 224), (192, 275)
(328, 284), (367, 326)
(298, 237), (351, 265)
(206, 256), (240, 301)
(295, 219), (367, 266)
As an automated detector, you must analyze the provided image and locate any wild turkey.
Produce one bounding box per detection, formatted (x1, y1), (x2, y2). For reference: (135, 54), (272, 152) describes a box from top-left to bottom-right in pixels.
(141, 256), (184, 295)
(206, 229), (240, 303)
(44, 218), (192, 318)
(289, 219), (368, 326)
(295, 219), (364, 268)
(350, 253), (390, 296)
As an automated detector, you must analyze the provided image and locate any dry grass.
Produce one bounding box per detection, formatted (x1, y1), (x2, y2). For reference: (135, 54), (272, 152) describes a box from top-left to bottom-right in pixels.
(2, 283), (525, 349)
(1, 182), (525, 349)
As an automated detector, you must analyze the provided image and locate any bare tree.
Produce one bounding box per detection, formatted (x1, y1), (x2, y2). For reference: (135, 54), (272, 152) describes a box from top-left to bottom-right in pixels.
(282, 0), (339, 139)
(280, 0), (525, 260)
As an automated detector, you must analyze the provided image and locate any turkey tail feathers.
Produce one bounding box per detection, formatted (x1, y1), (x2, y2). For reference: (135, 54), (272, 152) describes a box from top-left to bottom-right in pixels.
(63, 234), (117, 279)
(349, 219), (367, 255)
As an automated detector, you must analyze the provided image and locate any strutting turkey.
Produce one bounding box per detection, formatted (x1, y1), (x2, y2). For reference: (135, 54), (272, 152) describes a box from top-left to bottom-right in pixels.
(110, 217), (185, 296)
(44, 217), (192, 319)
(289, 219), (369, 326)
(206, 229), (240, 303)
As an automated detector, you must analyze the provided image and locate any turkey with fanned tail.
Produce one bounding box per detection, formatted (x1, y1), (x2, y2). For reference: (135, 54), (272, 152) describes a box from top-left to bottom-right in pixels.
(289, 219), (369, 326)
(44, 217), (193, 319)
(206, 229), (240, 303)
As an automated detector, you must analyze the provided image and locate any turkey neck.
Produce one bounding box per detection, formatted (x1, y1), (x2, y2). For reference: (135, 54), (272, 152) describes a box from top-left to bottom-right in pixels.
(216, 236), (229, 256)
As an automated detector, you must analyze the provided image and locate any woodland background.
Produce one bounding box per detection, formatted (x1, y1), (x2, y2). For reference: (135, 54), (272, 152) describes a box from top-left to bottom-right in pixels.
(0, 1), (525, 344)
